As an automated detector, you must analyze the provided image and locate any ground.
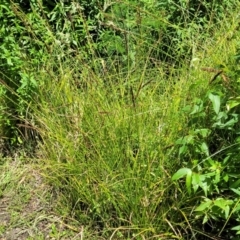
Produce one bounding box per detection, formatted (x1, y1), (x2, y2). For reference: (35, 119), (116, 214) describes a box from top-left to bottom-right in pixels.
(0, 155), (83, 240)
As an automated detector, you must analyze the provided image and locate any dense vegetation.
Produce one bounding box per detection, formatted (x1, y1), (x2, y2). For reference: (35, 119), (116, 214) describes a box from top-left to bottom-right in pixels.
(0, 0), (240, 239)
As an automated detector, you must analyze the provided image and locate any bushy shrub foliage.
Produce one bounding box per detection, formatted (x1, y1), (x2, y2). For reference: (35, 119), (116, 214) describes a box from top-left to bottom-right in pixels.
(172, 54), (240, 238)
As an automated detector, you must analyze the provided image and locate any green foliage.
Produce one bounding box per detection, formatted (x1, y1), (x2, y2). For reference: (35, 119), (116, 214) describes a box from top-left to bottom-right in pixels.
(172, 55), (240, 237)
(0, 1), (45, 146)
(0, 0), (239, 238)
(97, 0), (238, 68)
(0, 0), (238, 147)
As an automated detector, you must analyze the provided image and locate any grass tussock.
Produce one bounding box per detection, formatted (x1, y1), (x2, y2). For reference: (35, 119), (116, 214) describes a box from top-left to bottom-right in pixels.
(26, 8), (240, 239)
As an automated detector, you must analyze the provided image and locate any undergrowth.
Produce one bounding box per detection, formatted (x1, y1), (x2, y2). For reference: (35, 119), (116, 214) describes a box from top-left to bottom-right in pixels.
(0, 0), (240, 239)
(35, 10), (240, 240)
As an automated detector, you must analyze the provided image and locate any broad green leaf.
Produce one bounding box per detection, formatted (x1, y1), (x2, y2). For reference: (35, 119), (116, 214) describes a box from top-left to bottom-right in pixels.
(209, 93), (221, 114)
(221, 117), (238, 128)
(214, 169), (220, 184)
(223, 155), (230, 165)
(199, 180), (208, 196)
(186, 171), (192, 194)
(225, 205), (230, 219)
(231, 188), (240, 196)
(226, 97), (240, 111)
(178, 145), (187, 156)
(213, 198), (226, 209)
(203, 214), (208, 224)
(213, 198), (233, 215)
(230, 179), (240, 188)
(190, 98), (203, 114)
(207, 158), (215, 166)
(192, 172), (200, 193)
(200, 142), (209, 156)
(17, 136), (23, 144)
(172, 168), (192, 181)
(195, 199), (212, 212)
(231, 225), (240, 231)
(185, 135), (194, 144)
(223, 173), (229, 182)
(194, 128), (211, 138)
